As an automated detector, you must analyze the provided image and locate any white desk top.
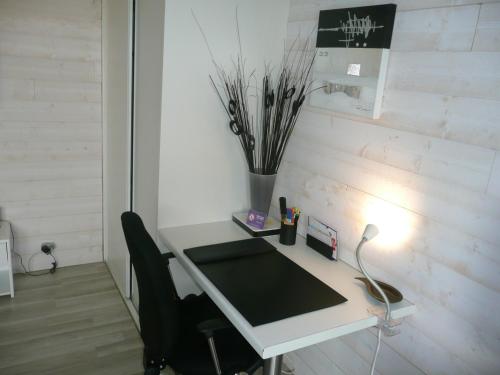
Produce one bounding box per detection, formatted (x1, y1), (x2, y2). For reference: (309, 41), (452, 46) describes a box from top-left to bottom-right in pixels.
(158, 221), (415, 359)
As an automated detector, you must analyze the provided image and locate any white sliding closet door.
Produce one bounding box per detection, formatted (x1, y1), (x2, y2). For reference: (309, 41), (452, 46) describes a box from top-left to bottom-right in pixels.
(102, 0), (134, 299)
(129, 0), (166, 309)
(103, 0), (165, 311)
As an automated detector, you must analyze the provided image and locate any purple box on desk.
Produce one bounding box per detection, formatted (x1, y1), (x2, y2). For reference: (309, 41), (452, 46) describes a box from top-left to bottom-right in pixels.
(246, 209), (267, 229)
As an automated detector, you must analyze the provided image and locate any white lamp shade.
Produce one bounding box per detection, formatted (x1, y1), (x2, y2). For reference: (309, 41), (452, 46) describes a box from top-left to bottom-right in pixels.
(362, 224), (379, 241)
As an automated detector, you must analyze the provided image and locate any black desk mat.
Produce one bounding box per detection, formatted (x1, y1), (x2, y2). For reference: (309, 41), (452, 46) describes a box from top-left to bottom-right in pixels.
(184, 238), (347, 326)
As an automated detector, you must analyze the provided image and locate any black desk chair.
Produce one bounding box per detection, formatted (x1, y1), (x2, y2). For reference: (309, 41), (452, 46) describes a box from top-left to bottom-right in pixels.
(121, 212), (262, 375)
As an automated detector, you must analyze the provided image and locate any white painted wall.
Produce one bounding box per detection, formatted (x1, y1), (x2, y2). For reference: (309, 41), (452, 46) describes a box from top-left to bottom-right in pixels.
(158, 0), (291, 296)
(280, 1), (500, 374)
(133, 0), (165, 243)
(0, 0), (103, 271)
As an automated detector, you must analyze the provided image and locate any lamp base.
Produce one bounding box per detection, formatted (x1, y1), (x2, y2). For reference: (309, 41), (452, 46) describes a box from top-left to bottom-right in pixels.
(367, 306), (402, 337)
(355, 277), (403, 303)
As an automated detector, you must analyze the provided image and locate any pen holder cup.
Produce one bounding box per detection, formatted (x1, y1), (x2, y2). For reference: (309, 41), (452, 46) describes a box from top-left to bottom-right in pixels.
(280, 221), (298, 246)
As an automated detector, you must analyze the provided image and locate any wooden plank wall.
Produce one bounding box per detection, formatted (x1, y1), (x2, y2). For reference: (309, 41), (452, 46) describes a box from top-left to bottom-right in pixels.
(279, 1), (500, 374)
(0, 0), (103, 271)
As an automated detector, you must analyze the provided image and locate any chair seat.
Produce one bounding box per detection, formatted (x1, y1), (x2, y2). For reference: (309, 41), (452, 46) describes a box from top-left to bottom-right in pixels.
(167, 293), (261, 375)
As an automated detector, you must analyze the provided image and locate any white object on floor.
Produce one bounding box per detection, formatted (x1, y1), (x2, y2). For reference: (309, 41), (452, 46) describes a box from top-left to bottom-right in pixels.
(0, 221), (14, 298)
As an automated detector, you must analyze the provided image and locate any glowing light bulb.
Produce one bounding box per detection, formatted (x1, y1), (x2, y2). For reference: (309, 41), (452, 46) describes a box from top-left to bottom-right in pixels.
(362, 197), (412, 249)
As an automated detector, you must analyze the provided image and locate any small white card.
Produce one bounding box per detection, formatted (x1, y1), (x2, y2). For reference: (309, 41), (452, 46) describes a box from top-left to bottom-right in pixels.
(307, 217), (338, 260)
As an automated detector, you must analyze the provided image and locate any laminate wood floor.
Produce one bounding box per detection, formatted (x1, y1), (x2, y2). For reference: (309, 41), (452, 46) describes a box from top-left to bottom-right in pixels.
(0, 262), (146, 375)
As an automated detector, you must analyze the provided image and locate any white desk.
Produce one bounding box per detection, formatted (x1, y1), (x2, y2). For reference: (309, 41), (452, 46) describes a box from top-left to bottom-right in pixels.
(159, 221), (415, 372)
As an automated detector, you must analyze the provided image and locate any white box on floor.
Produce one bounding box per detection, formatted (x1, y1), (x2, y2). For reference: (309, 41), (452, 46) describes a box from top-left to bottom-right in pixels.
(0, 221), (14, 298)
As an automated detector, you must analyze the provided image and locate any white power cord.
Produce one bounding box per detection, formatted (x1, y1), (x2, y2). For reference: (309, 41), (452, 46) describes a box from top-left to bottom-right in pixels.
(370, 327), (382, 375)
(355, 225), (398, 375)
(11, 225), (57, 276)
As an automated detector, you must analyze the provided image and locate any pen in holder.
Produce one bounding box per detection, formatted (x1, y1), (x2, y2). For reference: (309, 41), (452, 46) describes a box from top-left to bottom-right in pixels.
(278, 199), (300, 246)
(280, 218), (299, 246)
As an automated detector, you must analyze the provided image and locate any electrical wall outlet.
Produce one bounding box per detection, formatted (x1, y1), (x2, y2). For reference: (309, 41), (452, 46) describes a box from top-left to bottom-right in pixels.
(41, 242), (56, 254)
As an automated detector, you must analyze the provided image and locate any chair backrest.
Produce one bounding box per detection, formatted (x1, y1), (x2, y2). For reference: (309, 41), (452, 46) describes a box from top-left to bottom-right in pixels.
(121, 211), (180, 360)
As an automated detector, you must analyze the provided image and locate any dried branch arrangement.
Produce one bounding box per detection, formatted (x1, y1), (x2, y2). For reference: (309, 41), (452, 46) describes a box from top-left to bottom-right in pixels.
(194, 10), (317, 175)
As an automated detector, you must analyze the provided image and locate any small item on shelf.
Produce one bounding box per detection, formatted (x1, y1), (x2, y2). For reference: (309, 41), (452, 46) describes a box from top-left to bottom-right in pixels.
(306, 217), (338, 261)
(246, 209), (267, 230)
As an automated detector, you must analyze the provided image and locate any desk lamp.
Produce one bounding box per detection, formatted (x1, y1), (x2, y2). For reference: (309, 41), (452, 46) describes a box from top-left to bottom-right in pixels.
(355, 224), (391, 321)
(356, 224), (395, 375)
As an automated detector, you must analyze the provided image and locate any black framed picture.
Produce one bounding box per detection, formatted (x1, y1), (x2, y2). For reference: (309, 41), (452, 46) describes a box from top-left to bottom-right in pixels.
(310, 4), (397, 119)
(316, 4), (397, 49)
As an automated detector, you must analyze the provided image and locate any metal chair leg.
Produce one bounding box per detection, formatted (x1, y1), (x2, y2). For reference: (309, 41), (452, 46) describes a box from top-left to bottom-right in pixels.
(246, 359), (264, 375)
(207, 336), (222, 375)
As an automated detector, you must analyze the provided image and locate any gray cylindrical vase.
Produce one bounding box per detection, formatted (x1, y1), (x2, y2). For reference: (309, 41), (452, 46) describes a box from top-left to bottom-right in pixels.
(249, 170), (277, 215)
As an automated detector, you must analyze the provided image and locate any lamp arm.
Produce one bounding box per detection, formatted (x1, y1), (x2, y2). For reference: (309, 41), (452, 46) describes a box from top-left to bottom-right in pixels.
(355, 239), (391, 321)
